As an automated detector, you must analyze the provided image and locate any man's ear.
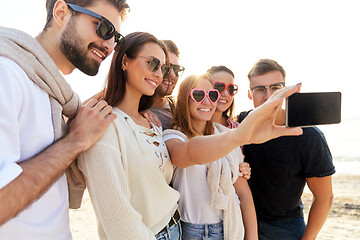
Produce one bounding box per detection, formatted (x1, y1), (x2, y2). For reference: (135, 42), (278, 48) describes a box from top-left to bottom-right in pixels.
(52, 0), (71, 28)
(248, 89), (253, 100)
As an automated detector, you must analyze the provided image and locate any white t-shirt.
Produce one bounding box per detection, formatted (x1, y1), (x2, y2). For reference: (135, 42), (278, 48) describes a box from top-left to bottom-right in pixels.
(163, 134), (223, 224)
(0, 57), (71, 240)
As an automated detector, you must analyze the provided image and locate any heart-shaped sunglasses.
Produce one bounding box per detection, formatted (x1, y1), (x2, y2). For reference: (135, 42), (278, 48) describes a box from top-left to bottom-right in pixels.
(190, 89), (220, 103)
(213, 81), (238, 96)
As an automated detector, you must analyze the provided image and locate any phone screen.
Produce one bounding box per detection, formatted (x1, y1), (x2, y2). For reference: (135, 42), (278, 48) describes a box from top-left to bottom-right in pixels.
(285, 92), (341, 127)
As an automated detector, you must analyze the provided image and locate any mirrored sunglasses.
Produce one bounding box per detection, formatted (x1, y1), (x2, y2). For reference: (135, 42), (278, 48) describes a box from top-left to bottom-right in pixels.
(169, 63), (185, 77)
(67, 4), (124, 47)
(138, 56), (170, 77)
(190, 89), (220, 103)
(213, 81), (238, 96)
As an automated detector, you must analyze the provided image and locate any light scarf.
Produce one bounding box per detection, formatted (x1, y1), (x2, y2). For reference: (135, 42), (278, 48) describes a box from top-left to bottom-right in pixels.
(0, 26), (85, 209)
(164, 122), (244, 240)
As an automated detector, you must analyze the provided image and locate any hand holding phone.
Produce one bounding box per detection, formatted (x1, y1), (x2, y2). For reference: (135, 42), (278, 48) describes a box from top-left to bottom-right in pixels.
(285, 92), (341, 127)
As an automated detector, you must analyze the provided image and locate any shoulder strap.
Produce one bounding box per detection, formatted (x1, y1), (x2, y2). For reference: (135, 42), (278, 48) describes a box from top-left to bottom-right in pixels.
(166, 96), (176, 114)
(163, 128), (188, 141)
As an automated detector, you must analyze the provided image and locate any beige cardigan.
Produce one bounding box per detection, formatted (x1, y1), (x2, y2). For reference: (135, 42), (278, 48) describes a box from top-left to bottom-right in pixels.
(78, 108), (179, 240)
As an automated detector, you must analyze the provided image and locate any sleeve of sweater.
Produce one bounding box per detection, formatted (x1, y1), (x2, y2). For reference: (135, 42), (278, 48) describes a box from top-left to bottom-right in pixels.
(78, 123), (156, 240)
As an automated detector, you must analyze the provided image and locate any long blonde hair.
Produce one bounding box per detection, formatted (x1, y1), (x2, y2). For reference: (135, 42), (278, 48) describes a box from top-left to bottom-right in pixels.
(170, 73), (214, 138)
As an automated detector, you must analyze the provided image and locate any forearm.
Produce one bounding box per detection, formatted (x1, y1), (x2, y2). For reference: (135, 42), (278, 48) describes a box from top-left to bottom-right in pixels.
(236, 180), (258, 240)
(172, 130), (245, 168)
(0, 134), (84, 225)
(240, 198), (258, 240)
(302, 195), (333, 240)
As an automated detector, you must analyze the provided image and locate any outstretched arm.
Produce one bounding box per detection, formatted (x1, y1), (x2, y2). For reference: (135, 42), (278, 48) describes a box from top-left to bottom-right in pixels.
(302, 176), (333, 240)
(236, 83), (303, 145)
(166, 84), (303, 168)
(0, 98), (116, 225)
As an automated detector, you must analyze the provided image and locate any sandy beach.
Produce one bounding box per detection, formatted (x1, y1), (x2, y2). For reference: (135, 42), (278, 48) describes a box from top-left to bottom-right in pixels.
(302, 174), (360, 240)
(69, 173), (360, 240)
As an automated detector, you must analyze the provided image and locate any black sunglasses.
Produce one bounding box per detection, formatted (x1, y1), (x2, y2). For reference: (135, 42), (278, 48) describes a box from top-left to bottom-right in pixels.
(67, 4), (123, 46)
(168, 63), (185, 77)
(138, 56), (170, 77)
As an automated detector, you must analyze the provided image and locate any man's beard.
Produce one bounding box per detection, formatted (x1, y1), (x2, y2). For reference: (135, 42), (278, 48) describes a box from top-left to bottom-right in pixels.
(60, 20), (101, 76)
(156, 78), (176, 97)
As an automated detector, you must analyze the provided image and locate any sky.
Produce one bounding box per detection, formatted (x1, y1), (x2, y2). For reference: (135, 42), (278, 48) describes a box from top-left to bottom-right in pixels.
(1, 0), (360, 158)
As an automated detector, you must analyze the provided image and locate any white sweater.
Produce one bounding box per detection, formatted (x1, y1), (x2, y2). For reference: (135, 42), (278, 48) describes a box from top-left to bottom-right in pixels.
(78, 108), (179, 240)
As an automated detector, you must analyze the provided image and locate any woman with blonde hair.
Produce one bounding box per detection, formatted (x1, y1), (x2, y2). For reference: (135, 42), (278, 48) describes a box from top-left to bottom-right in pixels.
(164, 73), (255, 239)
(163, 73), (302, 239)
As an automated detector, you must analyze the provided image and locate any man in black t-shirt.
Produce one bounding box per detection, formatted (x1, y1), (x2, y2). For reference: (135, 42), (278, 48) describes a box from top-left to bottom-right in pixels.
(237, 59), (335, 240)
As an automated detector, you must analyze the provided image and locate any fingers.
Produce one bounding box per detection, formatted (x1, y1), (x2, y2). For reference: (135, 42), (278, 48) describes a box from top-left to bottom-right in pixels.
(274, 125), (303, 138)
(82, 97), (99, 108)
(141, 110), (152, 122)
(270, 83), (302, 102)
(254, 83), (302, 122)
(93, 100), (108, 112)
(241, 171), (251, 180)
(141, 110), (162, 127)
(68, 98), (117, 151)
(239, 162), (251, 180)
(104, 109), (117, 122)
(82, 92), (103, 106)
(153, 116), (162, 127)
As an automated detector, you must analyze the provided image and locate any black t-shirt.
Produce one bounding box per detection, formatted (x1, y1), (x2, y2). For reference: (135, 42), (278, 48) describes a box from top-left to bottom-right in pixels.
(237, 111), (335, 220)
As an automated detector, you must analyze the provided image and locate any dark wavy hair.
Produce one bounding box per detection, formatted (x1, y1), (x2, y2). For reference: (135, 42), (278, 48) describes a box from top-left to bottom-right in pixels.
(100, 32), (169, 112)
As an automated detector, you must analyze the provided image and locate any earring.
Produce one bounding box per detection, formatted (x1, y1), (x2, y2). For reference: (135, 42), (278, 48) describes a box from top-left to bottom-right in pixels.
(122, 54), (127, 72)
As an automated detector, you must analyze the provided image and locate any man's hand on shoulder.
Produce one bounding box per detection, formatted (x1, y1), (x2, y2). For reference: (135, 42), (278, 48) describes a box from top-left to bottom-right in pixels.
(67, 98), (117, 152)
(141, 109), (162, 127)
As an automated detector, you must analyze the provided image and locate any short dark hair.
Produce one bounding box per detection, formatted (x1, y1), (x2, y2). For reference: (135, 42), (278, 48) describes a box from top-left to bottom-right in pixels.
(248, 59), (286, 81)
(100, 32), (169, 112)
(44, 0), (130, 30)
(207, 65), (234, 78)
(162, 40), (180, 57)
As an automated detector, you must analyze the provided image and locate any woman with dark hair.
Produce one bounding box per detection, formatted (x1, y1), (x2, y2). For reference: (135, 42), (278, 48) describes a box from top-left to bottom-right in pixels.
(207, 66), (251, 179)
(77, 32), (181, 240)
(207, 66), (238, 128)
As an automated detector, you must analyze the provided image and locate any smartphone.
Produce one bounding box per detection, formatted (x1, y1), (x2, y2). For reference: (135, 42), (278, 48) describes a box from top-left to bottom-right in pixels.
(285, 92), (341, 127)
